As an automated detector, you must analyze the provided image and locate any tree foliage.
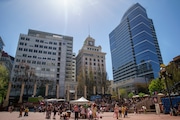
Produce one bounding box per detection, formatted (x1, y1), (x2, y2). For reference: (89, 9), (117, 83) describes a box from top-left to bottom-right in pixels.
(138, 92), (145, 97)
(0, 64), (9, 103)
(148, 78), (165, 94)
(128, 92), (134, 98)
(165, 62), (180, 88)
(119, 88), (127, 98)
(77, 68), (85, 96)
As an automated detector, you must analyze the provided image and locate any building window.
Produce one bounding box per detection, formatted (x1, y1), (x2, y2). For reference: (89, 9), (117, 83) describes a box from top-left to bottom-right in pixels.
(32, 61), (36, 64)
(35, 44), (38, 47)
(21, 37), (25, 40)
(40, 40), (44, 43)
(24, 48), (28, 51)
(26, 38), (30, 41)
(18, 48), (23, 51)
(27, 60), (31, 63)
(33, 56), (37, 58)
(16, 59), (20, 62)
(34, 50), (38, 53)
(19, 42), (24, 45)
(29, 49), (33, 52)
(22, 59), (26, 62)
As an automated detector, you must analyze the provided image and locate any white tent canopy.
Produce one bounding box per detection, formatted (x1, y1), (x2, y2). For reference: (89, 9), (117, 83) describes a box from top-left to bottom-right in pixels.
(70, 97), (90, 104)
(45, 98), (66, 102)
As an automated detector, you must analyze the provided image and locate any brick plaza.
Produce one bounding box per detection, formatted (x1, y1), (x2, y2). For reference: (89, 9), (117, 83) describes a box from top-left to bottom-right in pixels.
(0, 112), (180, 120)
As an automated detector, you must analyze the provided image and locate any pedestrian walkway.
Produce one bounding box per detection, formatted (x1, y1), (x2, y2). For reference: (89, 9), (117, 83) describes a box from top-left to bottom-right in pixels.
(0, 112), (179, 120)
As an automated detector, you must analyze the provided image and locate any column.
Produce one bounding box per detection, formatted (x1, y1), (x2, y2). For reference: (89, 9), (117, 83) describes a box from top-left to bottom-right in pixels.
(18, 82), (25, 103)
(3, 82), (12, 107)
(56, 84), (60, 98)
(75, 85), (77, 100)
(117, 88), (120, 99)
(102, 86), (104, 95)
(93, 86), (96, 95)
(67, 84), (70, 101)
(33, 82), (37, 97)
(84, 85), (87, 99)
(45, 84), (49, 96)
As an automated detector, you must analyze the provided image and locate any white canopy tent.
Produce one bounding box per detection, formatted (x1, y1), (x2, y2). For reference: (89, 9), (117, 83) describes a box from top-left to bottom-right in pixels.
(70, 97), (90, 105)
(45, 98), (66, 102)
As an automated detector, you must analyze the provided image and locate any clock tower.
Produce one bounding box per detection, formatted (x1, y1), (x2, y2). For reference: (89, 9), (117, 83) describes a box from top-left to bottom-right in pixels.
(84, 35), (95, 46)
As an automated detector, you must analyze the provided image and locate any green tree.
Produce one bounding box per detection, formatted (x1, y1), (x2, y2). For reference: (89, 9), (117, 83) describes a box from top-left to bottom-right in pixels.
(165, 62), (180, 89)
(128, 92), (134, 99)
(148, 78), (165, 94)
(36, 84), (45, 97)
(87, 68), (94, 97)
(138, 92), (145, 97)
(0, 65), (9, 104)
(77, 68), (85, 96)
(111, 91), (118, 100)
(119, 88), (127, 98)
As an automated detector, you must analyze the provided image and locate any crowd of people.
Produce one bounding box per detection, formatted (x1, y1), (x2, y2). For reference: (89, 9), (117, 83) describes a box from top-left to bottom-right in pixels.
(7, 95), (180, 119)
(7, 95), (132, 120)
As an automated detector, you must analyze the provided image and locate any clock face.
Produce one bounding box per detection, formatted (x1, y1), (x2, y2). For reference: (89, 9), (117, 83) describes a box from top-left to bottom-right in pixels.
(89, 41), (93, 45)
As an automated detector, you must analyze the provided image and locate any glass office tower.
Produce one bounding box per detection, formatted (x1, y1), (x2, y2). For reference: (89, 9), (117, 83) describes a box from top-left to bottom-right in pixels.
(109, 3), (163, 83)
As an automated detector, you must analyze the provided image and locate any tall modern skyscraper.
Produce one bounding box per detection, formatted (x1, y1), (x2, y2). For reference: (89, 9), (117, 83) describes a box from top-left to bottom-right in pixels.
(109, 3), (163, 91)
(10, 29), (76, 100)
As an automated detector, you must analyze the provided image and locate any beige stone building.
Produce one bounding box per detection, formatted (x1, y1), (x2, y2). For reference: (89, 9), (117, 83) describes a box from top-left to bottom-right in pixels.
(76, 36), (106, 98)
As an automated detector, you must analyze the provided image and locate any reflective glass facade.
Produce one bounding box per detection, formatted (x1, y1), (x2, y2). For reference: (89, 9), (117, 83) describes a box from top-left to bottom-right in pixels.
(109, 3), (163, 83)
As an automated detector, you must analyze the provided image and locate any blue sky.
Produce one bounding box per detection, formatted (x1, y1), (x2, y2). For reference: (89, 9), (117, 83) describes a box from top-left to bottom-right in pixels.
(0, 0), (180, 80)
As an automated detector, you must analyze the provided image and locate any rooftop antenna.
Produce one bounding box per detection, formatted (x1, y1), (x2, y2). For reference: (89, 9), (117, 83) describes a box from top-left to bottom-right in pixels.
(88, 24), (90, 37)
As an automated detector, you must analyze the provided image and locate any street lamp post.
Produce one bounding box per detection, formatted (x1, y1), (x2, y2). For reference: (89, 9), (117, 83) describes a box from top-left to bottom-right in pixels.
(160, 66), (174, 116)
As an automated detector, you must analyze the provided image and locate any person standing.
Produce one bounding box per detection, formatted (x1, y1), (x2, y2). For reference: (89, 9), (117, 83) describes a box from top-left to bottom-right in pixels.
(121, 105), (125, 118)
(114, 104), (119, 120)
(19, 105), (24, 117)
(87, 107), (93, 120)
(46, 104), (52, 119)
(58, 104), (63, 119)
(119, 105), (122, 118)
(24, 107), (29, 116)
(74, 104), (79, 120)
(92, 103), (97, 119)
(124, 106), (128, 118)
(53, 105), (58, 119)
